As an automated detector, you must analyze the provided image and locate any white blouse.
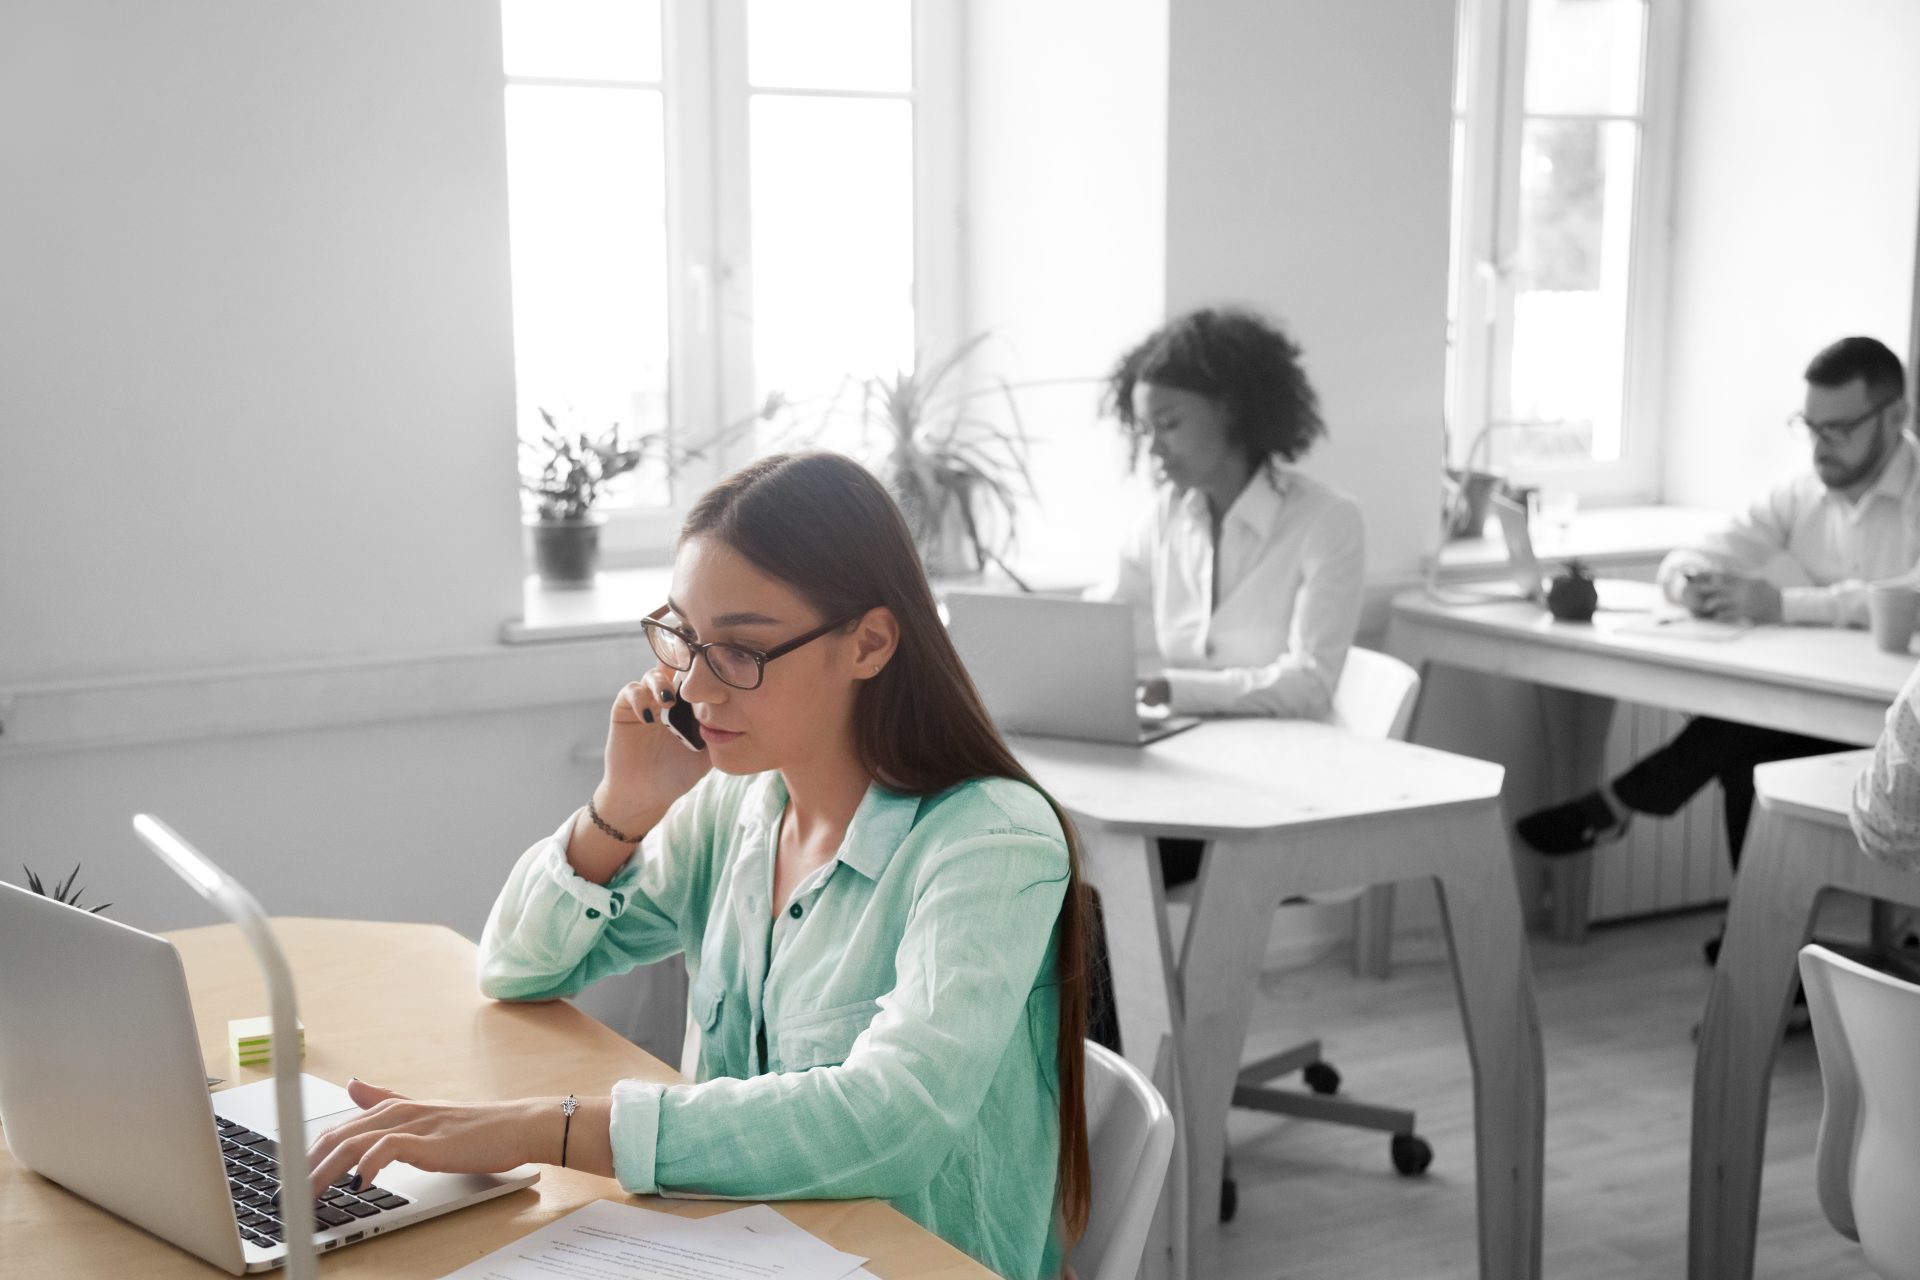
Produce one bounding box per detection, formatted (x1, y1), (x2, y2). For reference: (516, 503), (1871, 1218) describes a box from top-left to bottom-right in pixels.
(1089, 463), (1366, 719)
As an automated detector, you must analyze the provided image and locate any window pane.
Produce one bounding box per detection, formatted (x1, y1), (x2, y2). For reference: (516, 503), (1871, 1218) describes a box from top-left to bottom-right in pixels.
(747, 0), (911, 92)
(1523, 0), (1643, 116)
(1505, 119), (1639, 465)
(501, 0), (661, 83)
(504, 85), (671, 507)
(748, 95), (915, 432)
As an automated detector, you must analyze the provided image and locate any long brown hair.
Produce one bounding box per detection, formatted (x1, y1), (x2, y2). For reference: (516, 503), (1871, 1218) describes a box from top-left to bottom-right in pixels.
(681, 450), (1093, 1240)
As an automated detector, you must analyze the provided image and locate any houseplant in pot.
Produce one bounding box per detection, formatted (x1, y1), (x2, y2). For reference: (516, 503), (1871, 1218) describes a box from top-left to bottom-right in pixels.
(766, 333), (1040, 583)
(519, 409), (656, 589)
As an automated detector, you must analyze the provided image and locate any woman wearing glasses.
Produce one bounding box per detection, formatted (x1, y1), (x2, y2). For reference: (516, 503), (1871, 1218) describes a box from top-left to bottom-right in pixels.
(306, 453), (1093, 1280)
(1092, 306), (1366, 889)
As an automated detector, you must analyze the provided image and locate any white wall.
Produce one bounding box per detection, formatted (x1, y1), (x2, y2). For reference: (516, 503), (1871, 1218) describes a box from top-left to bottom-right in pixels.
(963, 0), (1171, 585)
(1662, 0), (1920, 508)
(1162, 0), (1456, 581)
(0, 0), (523, 686)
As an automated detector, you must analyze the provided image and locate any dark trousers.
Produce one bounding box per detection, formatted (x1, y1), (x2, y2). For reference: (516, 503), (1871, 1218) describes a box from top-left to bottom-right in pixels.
(1610, 716), (1849, 866)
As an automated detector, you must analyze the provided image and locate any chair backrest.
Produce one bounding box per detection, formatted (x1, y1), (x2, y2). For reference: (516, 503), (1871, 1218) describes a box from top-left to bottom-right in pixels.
(1799, 943), (1920, 1280)
(1069, 1040), (1176, 1280)
(1330, 647), (1421, 742)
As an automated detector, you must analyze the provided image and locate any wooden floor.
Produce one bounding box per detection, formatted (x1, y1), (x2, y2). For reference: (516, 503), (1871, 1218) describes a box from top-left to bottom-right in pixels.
(1204, 903), (1879, 1280)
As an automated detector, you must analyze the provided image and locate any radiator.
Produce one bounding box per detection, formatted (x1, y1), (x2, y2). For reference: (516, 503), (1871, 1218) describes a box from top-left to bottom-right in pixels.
(1588, 701), (1737, 921)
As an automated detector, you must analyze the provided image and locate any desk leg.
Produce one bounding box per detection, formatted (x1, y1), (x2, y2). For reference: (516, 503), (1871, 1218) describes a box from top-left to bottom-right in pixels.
(1431, 800), (1546, 1280)
(1174, 833), (1289, 1267)
(1078, 821), (1189, 1280)
(1687, 807), (1824, 1280)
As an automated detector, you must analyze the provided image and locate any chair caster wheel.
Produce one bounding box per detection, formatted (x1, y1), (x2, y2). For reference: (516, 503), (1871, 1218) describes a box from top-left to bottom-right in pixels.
(1220, 1173), (1238, 1222)
(1391, 1133), (1433, 1176)
(1302, 1060), (1341, 1095)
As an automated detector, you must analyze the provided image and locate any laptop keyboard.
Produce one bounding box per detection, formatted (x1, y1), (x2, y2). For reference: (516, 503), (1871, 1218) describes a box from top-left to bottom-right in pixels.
(215, 1115), (411, 1249)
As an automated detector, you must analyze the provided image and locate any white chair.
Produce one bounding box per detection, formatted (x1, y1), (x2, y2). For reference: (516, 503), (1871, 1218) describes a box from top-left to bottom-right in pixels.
(1328, 647), (1423, 978)
(1799, 943), (1920, 1279)
(1069, 1040), (1176, 1280)
(1210, 647), (1431, 1219)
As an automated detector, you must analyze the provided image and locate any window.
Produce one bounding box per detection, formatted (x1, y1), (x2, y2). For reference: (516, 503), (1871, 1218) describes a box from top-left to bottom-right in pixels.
(1448, 0), (1681, 501)
(501, 0), (959, 557)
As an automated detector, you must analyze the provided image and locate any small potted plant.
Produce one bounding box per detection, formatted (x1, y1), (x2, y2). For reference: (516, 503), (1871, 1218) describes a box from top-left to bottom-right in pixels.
(19, 863), (111, 914)
(770, 334), (1040, 582)
(519, 409), (658, 588)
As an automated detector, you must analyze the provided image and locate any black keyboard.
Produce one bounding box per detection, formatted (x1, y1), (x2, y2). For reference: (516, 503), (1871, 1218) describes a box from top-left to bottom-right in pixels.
(214, 1115), (411, 1250)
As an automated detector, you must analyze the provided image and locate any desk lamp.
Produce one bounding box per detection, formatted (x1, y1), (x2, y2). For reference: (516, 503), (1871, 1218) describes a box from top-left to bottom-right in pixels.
(133, 814), (317, 1280)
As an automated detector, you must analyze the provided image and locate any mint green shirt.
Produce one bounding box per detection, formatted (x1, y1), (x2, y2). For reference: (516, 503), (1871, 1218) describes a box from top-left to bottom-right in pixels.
(477, 771), (1071, 1279)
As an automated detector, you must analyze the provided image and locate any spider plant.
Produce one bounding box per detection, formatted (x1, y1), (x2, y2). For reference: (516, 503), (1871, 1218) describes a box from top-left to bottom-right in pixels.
(775, 333), (1039, 582)
(22, 863), (111, 914)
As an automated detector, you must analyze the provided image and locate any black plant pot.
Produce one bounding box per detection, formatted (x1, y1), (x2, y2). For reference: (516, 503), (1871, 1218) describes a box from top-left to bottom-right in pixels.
(526, 517), (603, 588)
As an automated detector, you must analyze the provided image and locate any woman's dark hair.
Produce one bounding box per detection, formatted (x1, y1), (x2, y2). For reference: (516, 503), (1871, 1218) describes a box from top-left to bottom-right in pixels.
(679, 451), (1093, 1241)
(1104, 305), (1326, 469)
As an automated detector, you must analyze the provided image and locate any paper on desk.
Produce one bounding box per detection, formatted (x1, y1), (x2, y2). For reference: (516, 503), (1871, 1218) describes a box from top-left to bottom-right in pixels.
(434, 1198), (869, 1280)
(711, 1205), (880, 1280)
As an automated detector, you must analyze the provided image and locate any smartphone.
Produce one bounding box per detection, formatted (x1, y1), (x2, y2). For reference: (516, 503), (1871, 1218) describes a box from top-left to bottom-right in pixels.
(665, 690), (706, 752)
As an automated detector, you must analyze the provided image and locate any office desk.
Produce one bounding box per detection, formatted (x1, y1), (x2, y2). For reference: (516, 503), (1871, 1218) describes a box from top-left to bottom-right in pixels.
(1689, 750), (1920, 1280)
(1014, 719), (1543, 1280)
(0, 918), (992, 1280)
(1387, 592), (1917, 937)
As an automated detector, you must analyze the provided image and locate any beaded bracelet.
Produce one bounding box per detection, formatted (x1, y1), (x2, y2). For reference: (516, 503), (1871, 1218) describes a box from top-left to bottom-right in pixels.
(587, 797), (641, 844)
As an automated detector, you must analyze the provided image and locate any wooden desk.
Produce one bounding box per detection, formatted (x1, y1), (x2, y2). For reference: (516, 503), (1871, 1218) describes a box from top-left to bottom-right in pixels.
(1014, 719), (1543, 1280)
(1388, 592), (1918, 937)
(0, 918), (992, 1280)
(1688, 750), (1920, 1280)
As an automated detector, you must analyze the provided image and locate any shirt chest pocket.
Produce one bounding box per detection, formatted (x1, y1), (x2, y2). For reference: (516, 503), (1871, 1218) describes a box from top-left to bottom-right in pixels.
(772, 997), (881, 1072)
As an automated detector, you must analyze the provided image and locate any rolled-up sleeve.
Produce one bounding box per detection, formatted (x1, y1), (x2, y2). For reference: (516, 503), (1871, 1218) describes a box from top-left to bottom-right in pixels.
(606, 829), (1068, 1200)
(1165, 498), (1365, 719)
(477, 779), (722, 1001)
(1852, 665), (1920, 869)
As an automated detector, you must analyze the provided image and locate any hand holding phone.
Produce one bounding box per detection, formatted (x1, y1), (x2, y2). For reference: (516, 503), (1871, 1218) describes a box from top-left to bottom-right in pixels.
(665, 689), (706, 751)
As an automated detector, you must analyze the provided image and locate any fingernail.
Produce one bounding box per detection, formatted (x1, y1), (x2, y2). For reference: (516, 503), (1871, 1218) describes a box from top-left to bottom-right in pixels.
(348, 1076), (359, 1083)
(350, 1173), (363, 1192)
(661, 689), (676, 702)
(641, 709), (654, 723)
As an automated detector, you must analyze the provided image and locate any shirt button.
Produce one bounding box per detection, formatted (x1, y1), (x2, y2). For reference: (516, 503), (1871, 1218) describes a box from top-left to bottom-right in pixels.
(585, 908), (601, 920)
(789, 902), (803, 919)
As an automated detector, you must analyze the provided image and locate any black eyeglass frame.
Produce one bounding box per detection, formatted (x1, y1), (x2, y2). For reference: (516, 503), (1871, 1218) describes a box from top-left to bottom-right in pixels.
(641, 603), (866, 691)
(1786, 393), (1904, 445)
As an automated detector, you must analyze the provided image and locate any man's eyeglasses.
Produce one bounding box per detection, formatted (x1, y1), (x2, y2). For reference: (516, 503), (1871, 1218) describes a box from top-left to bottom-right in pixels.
(1787, 394), (1902, 445)
(640, 604), (865, 691)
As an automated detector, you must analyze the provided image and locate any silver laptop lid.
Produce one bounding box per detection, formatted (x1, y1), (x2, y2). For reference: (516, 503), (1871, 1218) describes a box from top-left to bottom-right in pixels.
(0, 881), (245, 1273)
(945, 592), (1147, 743)
(1492, 493), (1546, 603)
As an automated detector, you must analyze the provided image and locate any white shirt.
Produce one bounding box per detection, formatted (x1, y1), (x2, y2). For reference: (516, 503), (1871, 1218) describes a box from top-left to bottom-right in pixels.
(1658, 434), (1920, 627)
(1089, 463), (1366, 719)
(1853, 661), (1920, 869)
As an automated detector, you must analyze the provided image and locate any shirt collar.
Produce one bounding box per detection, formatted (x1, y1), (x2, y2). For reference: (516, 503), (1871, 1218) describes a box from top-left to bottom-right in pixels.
(1177, 463), (1291, 536)
(1861, 432), (1920, 506)
(734, 772), (918, 883)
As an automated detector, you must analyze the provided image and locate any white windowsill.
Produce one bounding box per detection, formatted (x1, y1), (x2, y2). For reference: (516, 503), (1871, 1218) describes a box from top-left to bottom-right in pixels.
(1428, 504), (1722, 579)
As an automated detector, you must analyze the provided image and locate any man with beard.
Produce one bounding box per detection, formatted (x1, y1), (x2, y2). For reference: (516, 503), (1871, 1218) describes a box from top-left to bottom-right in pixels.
(1517, 336), (1919, 890)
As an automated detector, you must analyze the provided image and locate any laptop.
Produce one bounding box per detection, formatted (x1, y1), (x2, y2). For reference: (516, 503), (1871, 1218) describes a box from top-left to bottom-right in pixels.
(945, 591), (1202, 745)
(0, 874), (539, 1274)
(1478, 493), (1659, 614)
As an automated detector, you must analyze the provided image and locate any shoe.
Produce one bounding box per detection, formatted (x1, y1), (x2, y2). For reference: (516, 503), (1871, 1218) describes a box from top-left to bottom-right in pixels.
(1514, 791), (1632, 856)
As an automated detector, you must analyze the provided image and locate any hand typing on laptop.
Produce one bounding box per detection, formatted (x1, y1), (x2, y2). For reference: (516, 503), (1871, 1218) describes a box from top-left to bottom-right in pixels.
(306, 1078), (614, 1192)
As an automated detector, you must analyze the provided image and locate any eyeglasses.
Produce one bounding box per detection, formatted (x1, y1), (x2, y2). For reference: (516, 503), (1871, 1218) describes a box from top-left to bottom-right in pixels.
(640, 604), (865, 691)
(1787, 394), (1902, 445)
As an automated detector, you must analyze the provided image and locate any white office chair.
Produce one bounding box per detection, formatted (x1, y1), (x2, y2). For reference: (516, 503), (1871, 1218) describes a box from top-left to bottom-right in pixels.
(1210, 647), (1431, 1219)
(1069, 1040), (1175, 1280)
(1799, 943), (1920, 1280)
(1328, 647), (1423, 978)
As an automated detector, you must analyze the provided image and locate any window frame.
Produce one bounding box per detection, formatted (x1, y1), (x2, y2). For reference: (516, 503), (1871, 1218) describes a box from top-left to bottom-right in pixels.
(574, 0), (963, 566)
(1448, 0), (1683, 505)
